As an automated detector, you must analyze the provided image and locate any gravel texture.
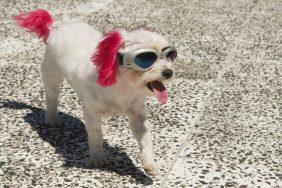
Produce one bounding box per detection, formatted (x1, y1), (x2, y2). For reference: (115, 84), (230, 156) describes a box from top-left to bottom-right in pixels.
(0, 0), (281, 187)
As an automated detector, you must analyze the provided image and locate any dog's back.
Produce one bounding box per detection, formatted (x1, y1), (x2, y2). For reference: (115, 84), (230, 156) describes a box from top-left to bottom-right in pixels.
(44, 22), (102, 90)
(47, 22), (102, 64)
(14, 9), (103, 95)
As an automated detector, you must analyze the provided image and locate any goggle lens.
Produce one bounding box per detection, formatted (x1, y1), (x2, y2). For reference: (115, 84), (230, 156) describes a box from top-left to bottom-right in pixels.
(134, 52), (158, 69)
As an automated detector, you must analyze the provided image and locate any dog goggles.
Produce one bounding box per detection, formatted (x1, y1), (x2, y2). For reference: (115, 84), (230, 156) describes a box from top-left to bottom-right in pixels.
(118, 46), (177, 71)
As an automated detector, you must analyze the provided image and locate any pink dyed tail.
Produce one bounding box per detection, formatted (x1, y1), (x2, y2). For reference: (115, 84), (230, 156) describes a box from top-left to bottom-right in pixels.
(14, 9), (53, 44)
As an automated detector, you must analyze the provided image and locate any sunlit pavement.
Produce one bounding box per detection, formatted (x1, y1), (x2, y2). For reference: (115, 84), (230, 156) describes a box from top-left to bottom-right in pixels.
(0, 0), (281, 187)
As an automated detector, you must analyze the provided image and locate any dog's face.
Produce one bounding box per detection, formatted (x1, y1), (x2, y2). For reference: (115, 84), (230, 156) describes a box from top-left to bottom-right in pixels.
(118, 30), (176, 104)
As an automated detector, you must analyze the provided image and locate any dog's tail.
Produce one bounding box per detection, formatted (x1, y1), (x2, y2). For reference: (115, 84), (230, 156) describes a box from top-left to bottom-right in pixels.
(14, 9), (53, 44)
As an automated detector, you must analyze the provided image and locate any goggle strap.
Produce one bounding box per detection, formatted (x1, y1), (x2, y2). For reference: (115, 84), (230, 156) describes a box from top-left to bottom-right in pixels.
(117, 53), (124, 65)
(162, 47), (171, 52)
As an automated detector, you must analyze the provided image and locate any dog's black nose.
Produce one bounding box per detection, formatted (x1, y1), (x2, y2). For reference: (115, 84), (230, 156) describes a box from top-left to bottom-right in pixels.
(162, 69), (173, 79)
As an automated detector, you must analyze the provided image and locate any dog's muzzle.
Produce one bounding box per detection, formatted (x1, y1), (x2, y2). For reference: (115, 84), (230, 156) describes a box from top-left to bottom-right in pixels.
(162, 69), (173, 79)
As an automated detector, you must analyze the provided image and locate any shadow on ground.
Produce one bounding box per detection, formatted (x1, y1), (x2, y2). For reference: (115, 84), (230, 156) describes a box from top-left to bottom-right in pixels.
(0, 100), (153, 185)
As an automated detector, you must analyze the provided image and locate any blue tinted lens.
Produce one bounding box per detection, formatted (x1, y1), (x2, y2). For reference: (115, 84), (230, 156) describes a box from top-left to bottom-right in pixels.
(134, 52), (157, 69)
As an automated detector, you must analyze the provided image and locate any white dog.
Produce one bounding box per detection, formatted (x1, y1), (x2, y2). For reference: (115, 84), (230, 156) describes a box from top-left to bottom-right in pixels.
(14, 9), (177, 175)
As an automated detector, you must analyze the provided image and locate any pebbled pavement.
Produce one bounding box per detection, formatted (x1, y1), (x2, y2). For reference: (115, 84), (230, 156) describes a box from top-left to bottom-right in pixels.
(0, 0), (281, 187)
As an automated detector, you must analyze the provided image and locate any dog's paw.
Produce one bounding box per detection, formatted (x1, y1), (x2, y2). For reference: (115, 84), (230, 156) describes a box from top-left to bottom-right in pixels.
(143, 161), (160, 176)
(45, 114), (62, 128)
(88, 153), (109, 168)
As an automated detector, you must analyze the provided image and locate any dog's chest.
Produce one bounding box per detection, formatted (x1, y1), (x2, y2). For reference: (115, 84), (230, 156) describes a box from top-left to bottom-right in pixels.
(75, 73), (144, 115)
(88, 88), (143, 116)
(95, 98), (139, 115)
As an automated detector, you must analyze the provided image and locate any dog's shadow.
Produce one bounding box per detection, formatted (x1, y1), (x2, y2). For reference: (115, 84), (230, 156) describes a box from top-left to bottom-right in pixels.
(0, 100), (153, 185)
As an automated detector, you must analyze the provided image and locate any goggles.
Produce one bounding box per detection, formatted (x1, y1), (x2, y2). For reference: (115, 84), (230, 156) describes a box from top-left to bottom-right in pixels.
(118, 46), (177, 71)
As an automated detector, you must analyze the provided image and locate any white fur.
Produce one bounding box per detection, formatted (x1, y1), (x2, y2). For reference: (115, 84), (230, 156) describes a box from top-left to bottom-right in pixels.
(41, 22), (175, 175)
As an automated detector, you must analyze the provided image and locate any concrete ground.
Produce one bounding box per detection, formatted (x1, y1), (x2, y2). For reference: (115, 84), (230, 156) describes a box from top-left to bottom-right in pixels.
(0, 0), (281, 187)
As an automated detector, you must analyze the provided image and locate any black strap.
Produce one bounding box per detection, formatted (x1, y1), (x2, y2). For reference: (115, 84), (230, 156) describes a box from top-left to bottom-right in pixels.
(117, 53), (123, 65)
(162, 46), (171, 52)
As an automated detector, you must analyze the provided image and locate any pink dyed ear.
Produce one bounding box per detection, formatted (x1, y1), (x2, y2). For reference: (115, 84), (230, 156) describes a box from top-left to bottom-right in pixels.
(92, 31), (124, 87)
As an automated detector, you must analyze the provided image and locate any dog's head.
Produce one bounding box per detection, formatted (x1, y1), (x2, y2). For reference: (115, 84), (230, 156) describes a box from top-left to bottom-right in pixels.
(92, 30), (177, 104)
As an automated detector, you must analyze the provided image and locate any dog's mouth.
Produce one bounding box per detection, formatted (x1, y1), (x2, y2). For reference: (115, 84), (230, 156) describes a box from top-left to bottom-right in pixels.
(147, 81), (168, 104)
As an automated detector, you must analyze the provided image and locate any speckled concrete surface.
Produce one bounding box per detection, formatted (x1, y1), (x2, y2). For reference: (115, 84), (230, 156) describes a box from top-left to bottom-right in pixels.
(0, 0), (281, 187)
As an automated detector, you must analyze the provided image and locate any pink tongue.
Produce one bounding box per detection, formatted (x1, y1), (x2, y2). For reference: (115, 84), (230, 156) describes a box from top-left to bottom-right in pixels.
(150, 81), (168, 104)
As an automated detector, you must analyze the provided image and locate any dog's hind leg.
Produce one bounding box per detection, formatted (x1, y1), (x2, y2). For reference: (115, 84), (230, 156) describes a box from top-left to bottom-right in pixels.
(41, 57), (63, 128)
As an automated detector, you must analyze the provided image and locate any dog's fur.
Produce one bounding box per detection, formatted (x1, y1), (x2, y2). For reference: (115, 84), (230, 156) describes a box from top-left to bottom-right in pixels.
(15, 10), (175, 175)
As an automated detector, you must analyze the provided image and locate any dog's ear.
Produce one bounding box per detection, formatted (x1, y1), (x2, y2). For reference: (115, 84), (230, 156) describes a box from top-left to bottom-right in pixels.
(92, 31), (124, 87)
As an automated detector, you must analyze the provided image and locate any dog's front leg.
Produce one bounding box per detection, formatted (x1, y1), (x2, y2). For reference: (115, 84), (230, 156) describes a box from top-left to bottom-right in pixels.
(128, 111), (160, 175)
(83, 109), (108, 167)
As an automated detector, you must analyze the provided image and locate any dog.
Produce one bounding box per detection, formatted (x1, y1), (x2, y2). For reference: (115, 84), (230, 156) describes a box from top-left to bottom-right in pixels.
(14, 9), (177, 175)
